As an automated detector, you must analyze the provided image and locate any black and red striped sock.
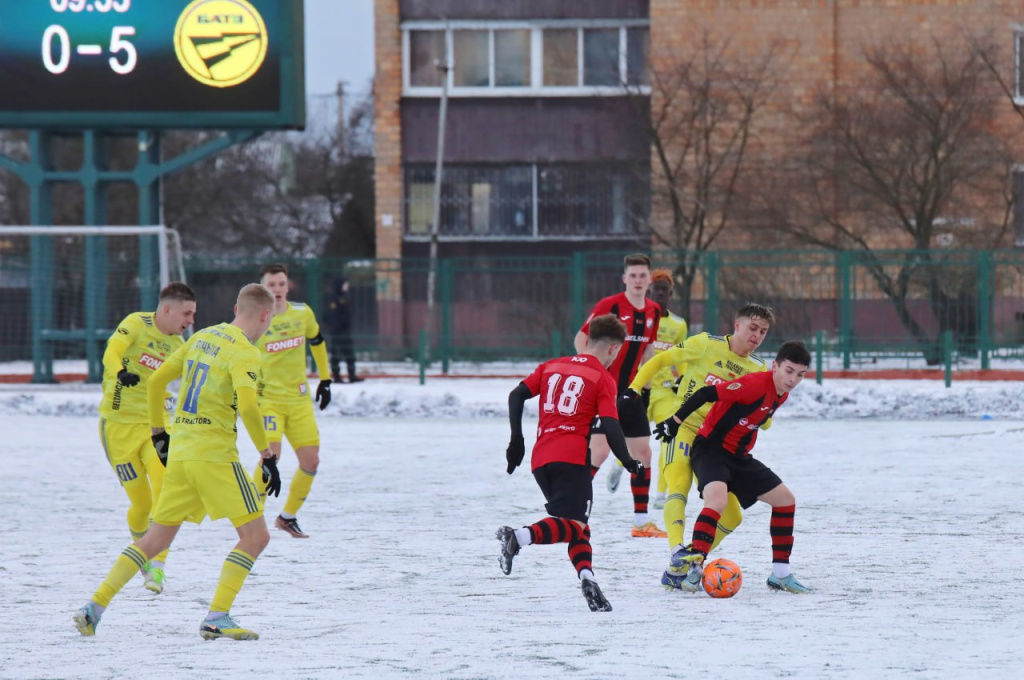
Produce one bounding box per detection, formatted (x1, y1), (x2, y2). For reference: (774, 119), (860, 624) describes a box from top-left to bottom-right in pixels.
(630, 465), (651, 513)
(589, 465), (600, 480)
(567, 524), (593, 577)
(528, 517), (582, 545)
(691, 508), (721, 556)
(770, 504), (795, 564)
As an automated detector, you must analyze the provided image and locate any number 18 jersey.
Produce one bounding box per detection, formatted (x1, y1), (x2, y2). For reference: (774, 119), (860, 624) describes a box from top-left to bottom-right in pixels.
(521, 354), (619, 471)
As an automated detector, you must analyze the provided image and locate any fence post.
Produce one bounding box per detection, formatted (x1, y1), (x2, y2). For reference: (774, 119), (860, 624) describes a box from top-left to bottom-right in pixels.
(440, 258), (453, 374)
(978, 250), (992, 371)
(815, 330), (824, 386)
(570, 252), (586, 335)
(704, 252), (718, 334)
(837, 250), (852, 370)
(305, 258), (323, 319)
(418, 329), (427, 385)
(942, 329), (953, 388)
(551, 329), (562, 358)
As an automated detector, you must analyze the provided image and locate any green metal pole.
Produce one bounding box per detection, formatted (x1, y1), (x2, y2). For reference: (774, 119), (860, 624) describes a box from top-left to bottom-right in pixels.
(815, 329), (824, 386)
(705, 252), (718, 334)
(978, 250), (992, 371)
(137, 131), (161, 307)
(28, 131), (55, 384)
(570, 252), (586, 340)
(418, 329), (427, 385)
(83, 131), (108, 384)
(838, 251), (852, 370)
(942, 329), (953, 388)
(440, 258), (452, 374)
(552, 329), (562, 357)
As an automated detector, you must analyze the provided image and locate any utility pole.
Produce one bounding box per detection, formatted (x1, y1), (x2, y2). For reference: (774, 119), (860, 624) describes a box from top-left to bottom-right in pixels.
(425, 46), (451, 362)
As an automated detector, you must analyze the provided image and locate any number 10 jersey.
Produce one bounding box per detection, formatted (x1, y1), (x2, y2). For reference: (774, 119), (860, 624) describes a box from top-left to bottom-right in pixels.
(521, 353), (619, 471)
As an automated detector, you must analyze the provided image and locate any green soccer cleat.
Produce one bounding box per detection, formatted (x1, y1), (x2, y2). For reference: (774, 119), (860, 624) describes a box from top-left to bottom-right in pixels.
(199, 614), (260, 640)
(142, 563), (165, 594)
(73, 602), (102, 636)
(766, 573), (811, 594)
(668, 545), (705, 571)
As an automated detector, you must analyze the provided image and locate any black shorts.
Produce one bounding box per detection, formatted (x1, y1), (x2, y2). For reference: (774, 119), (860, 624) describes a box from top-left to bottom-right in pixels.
(690, 436), (783, 509)
(533, 462), (593, 523)
(590, 391), (650, 439)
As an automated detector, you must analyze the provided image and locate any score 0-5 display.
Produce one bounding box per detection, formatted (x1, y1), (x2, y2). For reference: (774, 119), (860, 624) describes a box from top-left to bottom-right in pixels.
(0, 0), (305, 129)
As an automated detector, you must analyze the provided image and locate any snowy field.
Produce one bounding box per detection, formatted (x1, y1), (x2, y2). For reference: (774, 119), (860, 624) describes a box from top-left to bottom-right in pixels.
(2, 377), (1024, 679)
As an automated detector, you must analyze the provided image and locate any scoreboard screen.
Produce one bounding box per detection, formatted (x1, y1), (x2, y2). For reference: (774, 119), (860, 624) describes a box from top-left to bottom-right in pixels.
(0, 0), (305, 129)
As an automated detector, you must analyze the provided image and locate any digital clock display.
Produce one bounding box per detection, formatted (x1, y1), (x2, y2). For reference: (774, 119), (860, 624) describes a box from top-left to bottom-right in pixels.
(0, 0), (305, 129)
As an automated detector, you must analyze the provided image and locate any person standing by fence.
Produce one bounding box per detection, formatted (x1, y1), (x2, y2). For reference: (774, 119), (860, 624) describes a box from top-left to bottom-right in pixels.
(324, 274), (363, 384)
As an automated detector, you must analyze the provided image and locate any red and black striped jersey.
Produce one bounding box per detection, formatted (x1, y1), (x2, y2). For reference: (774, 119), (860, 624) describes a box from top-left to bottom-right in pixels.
(521, 354), (619, 471)
(697, 371), (787, 456)
(579, 293), (661, 392)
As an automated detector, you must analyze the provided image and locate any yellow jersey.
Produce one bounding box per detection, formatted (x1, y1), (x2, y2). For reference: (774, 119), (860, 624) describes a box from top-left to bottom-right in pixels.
(256, 302), (322, 403)
(162, 323), (262, 463)
(630, 333), (768, 436)
(99, 312), (184, 423)
(648, 311), (688, 392)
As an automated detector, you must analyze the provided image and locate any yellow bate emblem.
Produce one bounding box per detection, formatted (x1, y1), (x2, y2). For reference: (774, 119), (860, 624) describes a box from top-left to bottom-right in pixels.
(174, 0), (268, 88)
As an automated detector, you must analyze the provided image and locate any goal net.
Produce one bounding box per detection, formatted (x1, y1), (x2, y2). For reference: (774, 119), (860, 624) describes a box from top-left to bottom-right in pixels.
(0, 225), (185, 381)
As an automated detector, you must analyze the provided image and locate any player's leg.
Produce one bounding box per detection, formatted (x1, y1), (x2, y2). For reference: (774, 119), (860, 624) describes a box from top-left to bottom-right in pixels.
(139, 439), (171, 592)
(99, 420), (152, 543)
(758, 479), (809, 593)
(252, 404), (285, 502)
(648, 390), (678, 509)
(616, 394), (663, 537)
(653, 438), (669, 509)
(328, 334), (342, 383)
(340, 332), (362, 383)
(276, 403), (320, 538)
(588, 433), (611, 479)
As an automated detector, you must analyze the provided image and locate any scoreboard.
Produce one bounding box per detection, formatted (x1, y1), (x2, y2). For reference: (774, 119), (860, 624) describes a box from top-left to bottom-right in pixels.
(0, 0), (305, 129)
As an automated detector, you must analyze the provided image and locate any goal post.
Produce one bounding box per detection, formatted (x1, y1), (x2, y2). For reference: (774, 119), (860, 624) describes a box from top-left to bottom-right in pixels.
(0, 225), (186, 383)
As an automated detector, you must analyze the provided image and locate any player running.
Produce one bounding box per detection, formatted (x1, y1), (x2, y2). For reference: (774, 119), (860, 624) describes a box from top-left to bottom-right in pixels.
(574, 254), (665, 538)
(75, 284), (283, 639)
(498, 314), (643, 612)
(252, 264), (333, 538)
(628, 303), (774, 591)
(97, 282), (196, 594)
(656, 340), (813, 594)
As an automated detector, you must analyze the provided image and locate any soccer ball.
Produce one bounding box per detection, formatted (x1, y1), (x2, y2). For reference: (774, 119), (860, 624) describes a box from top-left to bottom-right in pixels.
(701, 558), (743, 598)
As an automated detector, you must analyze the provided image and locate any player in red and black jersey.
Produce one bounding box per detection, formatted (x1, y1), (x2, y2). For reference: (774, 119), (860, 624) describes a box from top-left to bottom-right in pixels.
(498, 314), (643, 613)
(573, 253), (665, 538)
(655, 340), (813, 593)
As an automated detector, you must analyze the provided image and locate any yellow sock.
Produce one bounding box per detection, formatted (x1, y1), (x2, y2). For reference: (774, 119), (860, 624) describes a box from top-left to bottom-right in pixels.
(282, 468), (316, 517)
(657, 440), (669, 495)
(210, 550), (256, 613)
(709, 494), (744, 553)
(664, 494), (687, 547)
(92, 545), (149, 608)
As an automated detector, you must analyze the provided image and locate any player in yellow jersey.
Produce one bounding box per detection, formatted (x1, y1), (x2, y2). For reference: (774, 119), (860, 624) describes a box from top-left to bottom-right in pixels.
(252, 264), (332, 538)
(627, 303), (775, 592)
(75, 283), (281, 640)
(97, 282), (196, 595)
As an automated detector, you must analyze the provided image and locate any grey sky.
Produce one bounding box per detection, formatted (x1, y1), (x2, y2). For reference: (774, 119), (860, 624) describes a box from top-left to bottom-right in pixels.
(304, 0), (375, 97)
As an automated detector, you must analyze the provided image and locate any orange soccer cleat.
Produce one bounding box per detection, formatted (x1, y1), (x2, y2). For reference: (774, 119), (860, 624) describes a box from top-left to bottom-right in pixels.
(631, 521), (668, 538)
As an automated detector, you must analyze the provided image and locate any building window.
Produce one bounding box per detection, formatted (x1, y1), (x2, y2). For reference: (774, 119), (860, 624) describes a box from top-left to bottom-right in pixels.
(403, 21), (649, 96)
(403, 163), (649, 240)
(1017, 32), (1024, 99)
(1014, 168), (1024, 246)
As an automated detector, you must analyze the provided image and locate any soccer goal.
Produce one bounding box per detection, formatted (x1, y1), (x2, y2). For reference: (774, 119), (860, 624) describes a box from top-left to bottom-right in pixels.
(0, 225), (186, 382)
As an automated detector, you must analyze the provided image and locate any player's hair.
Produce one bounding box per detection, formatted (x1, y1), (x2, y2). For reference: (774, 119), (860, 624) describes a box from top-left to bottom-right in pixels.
(259, 263), (288, 278)
(650, 269), (674, 287)
(776, 340), (811, 366)
(236, 283), (275, 314)
(588, 314), (627, 345)
(623, 253), (651, 270)
(735, 302), (775, 326)
(158, 282), (196, 303)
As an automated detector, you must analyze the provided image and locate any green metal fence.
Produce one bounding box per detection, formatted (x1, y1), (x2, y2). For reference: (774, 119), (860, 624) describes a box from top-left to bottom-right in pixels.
(4, 248), (1023, 380)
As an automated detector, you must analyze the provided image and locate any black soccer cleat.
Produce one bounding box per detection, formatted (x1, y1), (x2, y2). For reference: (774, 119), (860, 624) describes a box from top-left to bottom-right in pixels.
(275, 515), (309, 538)
(495, 526), (520, 575)
(581, 579), (613, 612)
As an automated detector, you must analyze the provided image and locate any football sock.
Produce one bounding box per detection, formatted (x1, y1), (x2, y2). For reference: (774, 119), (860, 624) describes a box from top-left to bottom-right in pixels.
(710, 494), (744, 552)
(282, 468), (316, 517)
(206, 610), (227, 621)
(633, 512), (649, 526)
(589, 465), (600, 480)
(514, 527), (532, 547)
(657, 439), (669, 494)
(210, 550), (255, 613)
(770, 504), (796, 565)
(630, 466), (651, 515)
(527, 517), (581, 545)
(567, 524), (593, 578)
(664, 493), (687, 546)
(92, 544), (150, 607)
(772, 562), (792, 579)
(578, 569), (596, 583)
(691, 508), (721, 556)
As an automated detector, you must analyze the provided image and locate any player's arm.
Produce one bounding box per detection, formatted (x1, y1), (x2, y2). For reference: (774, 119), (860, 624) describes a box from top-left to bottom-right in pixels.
(602, 418), (642, 473)
(104, 317), (139, 386)
(506, 381), (535, 474)
(237, 386), (270, 455)
(628, 345), (681, 393)
(653, 384), (718, 441)
(147, 346), (185, 431)
(306, 310), (333, 409)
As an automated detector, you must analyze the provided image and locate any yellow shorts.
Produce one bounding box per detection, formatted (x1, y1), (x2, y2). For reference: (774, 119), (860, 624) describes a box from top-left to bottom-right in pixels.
(98, 419), (161, 485)
(152, 459), (264, 528)
(261, 399), (320, 449)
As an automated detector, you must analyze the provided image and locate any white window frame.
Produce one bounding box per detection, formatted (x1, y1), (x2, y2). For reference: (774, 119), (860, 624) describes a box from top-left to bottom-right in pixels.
(402, 19), (650, 98)
(1015, 30), (1024, 102)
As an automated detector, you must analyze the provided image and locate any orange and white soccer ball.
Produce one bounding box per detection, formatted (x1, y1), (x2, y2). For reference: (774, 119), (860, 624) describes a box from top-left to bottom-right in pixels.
(701, 558), (743, 598)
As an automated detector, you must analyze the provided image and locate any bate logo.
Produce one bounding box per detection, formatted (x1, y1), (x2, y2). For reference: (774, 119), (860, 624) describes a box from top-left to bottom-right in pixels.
(174, 0), (268, 88)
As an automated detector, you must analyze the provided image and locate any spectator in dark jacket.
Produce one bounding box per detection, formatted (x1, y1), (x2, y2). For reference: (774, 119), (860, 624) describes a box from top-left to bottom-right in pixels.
(324, 275), (363, 383)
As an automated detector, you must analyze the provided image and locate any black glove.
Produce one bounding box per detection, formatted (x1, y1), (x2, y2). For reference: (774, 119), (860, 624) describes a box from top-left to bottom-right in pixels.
(261, 456), (282, 497)
(622, 458), (644, 475)
(506, 435), (525, 475)
(117, 369), (140, 387)
(151, 431), (170, 466)
(641, 387), (651, 410)
(315, 380), (332, 410)
(654, 417), (681, 442)
(619, 389), (642, 412)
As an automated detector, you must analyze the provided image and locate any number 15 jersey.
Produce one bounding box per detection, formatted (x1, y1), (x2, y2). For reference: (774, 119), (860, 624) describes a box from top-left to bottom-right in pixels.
(521, 354), (619, 471)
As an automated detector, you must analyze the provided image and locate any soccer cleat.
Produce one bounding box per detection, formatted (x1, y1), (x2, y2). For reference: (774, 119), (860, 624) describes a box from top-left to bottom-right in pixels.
(661, 569), (687, 590)
(581, 579), (613, 612)
(669, 545), (706, 570)
(142, 562), (165, 594)
(275, 515), (309, 538)
(681, 563), (704, 592)
(766, 573), (811, 594)
(652, 493), (667, 510)
(631, 521), (668, 538)
(73, 602), (102, 636)
(495, 526), (520, 575)
(606, 463), (624, 494)
(199, 614), (260, 640)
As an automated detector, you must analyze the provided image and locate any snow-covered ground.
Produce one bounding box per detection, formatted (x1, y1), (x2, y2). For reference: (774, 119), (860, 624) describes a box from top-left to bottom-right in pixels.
(2, 377), (1024, 679)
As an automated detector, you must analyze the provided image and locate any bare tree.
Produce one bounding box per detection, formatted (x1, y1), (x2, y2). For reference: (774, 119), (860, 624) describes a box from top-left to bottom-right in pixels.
(765, 36), (1013, 360)
(634, 32), (788, 319)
